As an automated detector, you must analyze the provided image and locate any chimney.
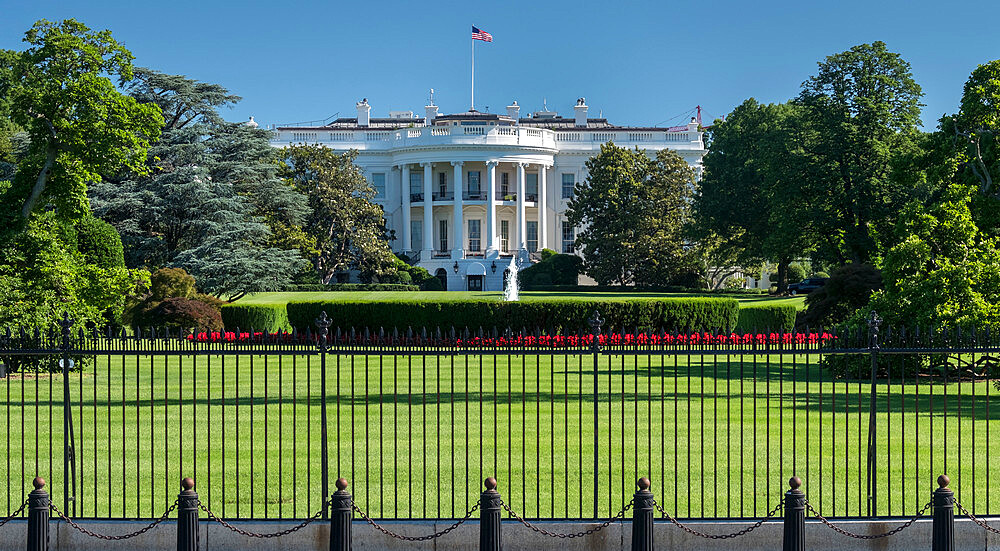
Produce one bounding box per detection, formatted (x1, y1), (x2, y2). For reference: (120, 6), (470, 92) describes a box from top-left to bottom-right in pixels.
(687, 116), (699, 132)
(425, 104), (439, 125)
(506, 100), (520, 123)
(356, 98), (371, 127)
(574, 98), (588, 127)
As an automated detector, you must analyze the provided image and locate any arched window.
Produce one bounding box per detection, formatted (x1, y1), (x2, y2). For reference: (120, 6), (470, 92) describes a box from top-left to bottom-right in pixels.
(435, 268), (448, 291)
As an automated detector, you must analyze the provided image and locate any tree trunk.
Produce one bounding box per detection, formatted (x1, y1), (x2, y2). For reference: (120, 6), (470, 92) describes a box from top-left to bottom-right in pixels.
(21, 145), (57, 218)
(776, 258), (790, 294)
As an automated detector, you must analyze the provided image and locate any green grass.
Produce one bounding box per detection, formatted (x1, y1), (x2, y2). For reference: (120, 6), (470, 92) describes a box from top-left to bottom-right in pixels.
(238, 290), (806, 310)
(1, 352), (994, 520)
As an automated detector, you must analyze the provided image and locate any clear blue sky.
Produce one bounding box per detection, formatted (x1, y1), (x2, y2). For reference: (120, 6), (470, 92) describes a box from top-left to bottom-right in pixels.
(1, 0), (997, 130)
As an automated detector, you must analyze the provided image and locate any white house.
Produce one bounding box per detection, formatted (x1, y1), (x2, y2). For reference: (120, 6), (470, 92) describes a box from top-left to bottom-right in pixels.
(270, 98), (707, 291)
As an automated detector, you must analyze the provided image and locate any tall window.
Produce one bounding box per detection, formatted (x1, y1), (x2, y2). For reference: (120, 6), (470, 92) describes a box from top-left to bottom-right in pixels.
(410, 172), (423, 197)
(410, 220), (422, 251)
(439, 219), (448, 251)
(526, 173), (538, 198)
(468, 219), (481, 251)
(500, 220), (510, 253)
(526, 221), (538, 252)
(468, 171), (481, 196)
(561, 173), (575, 199)
(561, 221), (575, 253)
(371, 173), (386, 197)
(501, 172), (511, 195)
(438, 172), (447, 194)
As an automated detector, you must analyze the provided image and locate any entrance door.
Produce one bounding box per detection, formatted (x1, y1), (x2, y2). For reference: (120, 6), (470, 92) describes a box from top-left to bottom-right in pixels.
(468, 275), (483, 291)
(435, 268), (448, 291)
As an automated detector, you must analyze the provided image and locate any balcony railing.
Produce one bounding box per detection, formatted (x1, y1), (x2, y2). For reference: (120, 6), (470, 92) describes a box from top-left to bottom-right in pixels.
(409, 192), (424, 202)
(432, 191), (453, 201)
(496, 191), (516, 201)
(465, 248), (484, 258)
(464, 190), (486, 201)
(525, 193), (538, 202)
(433, 249), (450, 258)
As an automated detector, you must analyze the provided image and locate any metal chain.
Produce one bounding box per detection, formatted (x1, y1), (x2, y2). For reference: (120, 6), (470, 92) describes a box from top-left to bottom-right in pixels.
(49, 501), (177, 540)
(353, 500), (480, 541)
(804, 499), (932, 539)
(954, 500), (1000, 535)
(500, 498), (634, 539)
(653, 499), (782, 539)
(199, 501), (329, 539)
(0, 500), (28, 529)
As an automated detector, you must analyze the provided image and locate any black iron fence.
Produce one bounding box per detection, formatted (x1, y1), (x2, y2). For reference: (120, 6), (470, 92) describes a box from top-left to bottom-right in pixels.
(0, 312), (999, 521)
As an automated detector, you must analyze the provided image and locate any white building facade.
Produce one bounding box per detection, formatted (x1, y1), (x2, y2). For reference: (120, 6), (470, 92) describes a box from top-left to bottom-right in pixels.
(272, 98), (706, 291)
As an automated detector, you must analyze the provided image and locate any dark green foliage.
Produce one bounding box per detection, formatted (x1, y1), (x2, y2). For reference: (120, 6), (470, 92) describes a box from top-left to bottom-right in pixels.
(420, 277), (444, 291)
(284, 283), (420, 292)
(148, 268), (196, 302)
(787, 264), (806, 284)
(735, 305), (797, 332)
(822, 354), (925, 380)
(75, 216), (125, 269)
(220, 304), (289, 332)
(140, 297), (222, 330)
(801, 263), (882, 327)
(286, 298), (739, 332)
(520, 253), (582, 289)
(667, 269), (708, 289)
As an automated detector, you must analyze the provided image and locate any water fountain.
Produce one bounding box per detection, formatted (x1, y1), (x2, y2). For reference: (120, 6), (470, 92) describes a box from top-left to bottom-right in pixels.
(502, 256), (520, 302)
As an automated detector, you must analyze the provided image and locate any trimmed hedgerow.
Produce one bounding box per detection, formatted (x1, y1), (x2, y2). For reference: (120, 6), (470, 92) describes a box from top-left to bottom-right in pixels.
(285, 298), (739, 333)
(221, 304), (290, 332)
(735, 305), (797, 333)
(285, 283), (420, 292)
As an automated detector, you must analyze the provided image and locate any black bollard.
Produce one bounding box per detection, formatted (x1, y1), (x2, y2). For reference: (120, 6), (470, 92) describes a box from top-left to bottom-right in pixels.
(631, 477), (654, 551)
(176, 478), (199, 551)
(330, 477), (352, 551)
(480, 477), (502, 551)
(26, 477), (49, 551)
(932, 474), (954, 551)
(782, 476), (804, 551)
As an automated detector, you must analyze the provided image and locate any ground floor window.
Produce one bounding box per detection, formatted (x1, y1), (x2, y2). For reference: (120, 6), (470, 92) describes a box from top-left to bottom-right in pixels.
(411, 220), (422, 251)
(468, 274), (483, 291)
(500, 220), (510, 252)
(439, 219), (448, 251)
(435, 268), (448, 290)
(526, 221), (538, 252)
(468, 219), (481, 252)
(561, 221), (575, 253)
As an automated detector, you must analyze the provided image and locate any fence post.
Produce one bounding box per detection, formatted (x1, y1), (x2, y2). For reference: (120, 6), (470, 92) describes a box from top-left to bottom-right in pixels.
(26, 477), (49, 551)
(782, 476), (804, 551)
(932, 475), (954, 551)
(58, 312), (77, 517)
(176, 477), (199, 551)
(865, 311), (881, 516)
(588, 310), (603, 519)
(317, 311), (332, 518)
(330, 477), (352, 551)
(480, 477), (502, 551)
(631, 477), (654, 551)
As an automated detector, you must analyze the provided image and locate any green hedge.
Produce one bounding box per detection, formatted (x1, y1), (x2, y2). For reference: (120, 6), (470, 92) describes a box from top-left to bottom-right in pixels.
(286, 298), (739, 332)
(221, 304), (291, 332)
(735, 305), (797, 333)
(285, 283), (420, 292)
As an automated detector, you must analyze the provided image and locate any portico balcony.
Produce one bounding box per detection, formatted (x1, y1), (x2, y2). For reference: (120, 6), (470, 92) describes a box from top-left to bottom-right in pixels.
(410, 192), (424, 202)
(496, 191), (516, 201)
(432, 191), (453, 201)
(463, 190), (487, 201)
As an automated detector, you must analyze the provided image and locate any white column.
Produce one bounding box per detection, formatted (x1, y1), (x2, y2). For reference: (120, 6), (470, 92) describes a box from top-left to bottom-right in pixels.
(486, 160), (497, 253)
(452, 161), (464, 259)
(400, 165), (411, 253)
(422, 162), (433, 254)
(516, 162), (527, 250)
(539, 164), (548, 250)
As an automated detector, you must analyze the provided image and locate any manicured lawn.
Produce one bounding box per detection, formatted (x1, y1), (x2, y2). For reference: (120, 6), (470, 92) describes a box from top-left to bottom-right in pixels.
(2, 351), (993, 520)
(238, 291), (806, 310)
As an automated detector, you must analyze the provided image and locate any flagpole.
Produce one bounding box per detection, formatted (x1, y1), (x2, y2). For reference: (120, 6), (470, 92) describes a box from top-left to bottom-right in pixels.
(471, 32), (475, 111)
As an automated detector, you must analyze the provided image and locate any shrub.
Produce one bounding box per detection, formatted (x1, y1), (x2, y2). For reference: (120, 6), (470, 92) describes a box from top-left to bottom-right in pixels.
(813, 271), (830, 279)
(285, 298), (739, 332)
(787, 263), (807, 284)
(221, 304), (290, 332)
(396, 271), (413, 284)
(283, 283), (420, 292)
(421, 277), (444, 291)
(75, 217), (125, 269)
(800, 263), (882, 328)
(735, 305), (797, 332)
(821, 354), (925, 380)
(141, 297), (223, 330)
(667, 269), (708, 289)
(149, 268), (197, 302)
(405, 265), (435, 287)
(520, 253), (582, 289)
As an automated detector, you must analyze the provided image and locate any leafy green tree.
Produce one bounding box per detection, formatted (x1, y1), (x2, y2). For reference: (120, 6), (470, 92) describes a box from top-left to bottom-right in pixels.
(0, 19), (162, 221)
(89, 71), (308, 298)
(280, 145), (395, 283)
(566, 143), (695, 286)
(798, 41), (924, 264)
(694, 99), (818, 292)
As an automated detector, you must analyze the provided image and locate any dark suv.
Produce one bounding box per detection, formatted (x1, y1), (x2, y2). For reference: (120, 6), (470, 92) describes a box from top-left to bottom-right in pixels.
(787, 277), (828, 296)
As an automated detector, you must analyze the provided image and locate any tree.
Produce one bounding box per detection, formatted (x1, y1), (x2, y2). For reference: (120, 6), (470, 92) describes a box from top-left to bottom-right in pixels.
(280, 145), (396, 283)
(694, 99), (818, 292)
(566, 143), (695, 286)
(89, 71), (309, 298)
(798, 41), (924, 264)
(0, 19), (162, 222)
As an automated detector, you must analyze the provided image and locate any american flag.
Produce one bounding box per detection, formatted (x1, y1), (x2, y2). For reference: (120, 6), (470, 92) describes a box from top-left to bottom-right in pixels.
(472, 26), (493, 42)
